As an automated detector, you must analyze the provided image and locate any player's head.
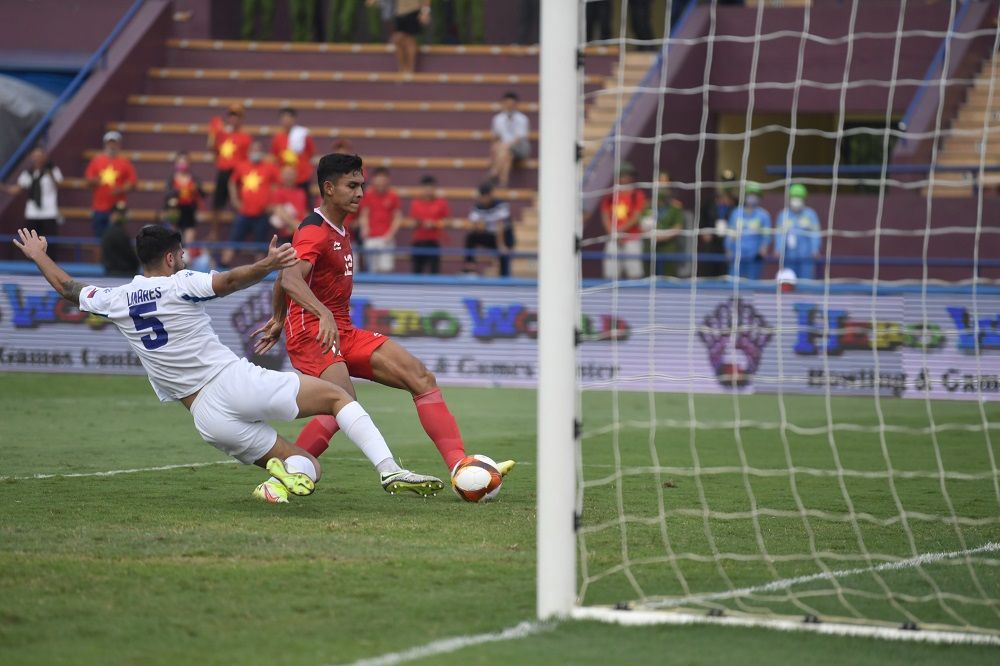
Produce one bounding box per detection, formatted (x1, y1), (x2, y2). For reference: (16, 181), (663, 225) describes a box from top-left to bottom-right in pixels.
(371, 166), (390, 192)
(501, 91), (518, 113)
(419, 174), (436, 199)
(279, 106), (297, 130)
(317, 153), (365, 213)
(174, 151), (190, 172)
(136, 225), (185, 274)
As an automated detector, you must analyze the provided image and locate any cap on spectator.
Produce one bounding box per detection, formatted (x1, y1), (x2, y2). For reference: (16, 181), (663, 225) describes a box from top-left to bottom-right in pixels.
(618, 161), (636, 176)
(227, 103), (245, 116)
(789, 183), (808, 198)
(478, 181), (494, 196)
(745, 181), (762, 195)
(103, 130), (122, 144)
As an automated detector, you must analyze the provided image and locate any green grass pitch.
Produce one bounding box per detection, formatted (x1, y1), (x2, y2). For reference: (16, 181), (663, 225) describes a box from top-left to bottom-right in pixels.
(1, 372), (998, 665)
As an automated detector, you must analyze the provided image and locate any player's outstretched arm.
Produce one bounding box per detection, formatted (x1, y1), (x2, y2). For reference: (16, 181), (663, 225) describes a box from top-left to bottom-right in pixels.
(12, 228), (88, 303)
(251, 276), (290, 355)
(211, 235), (298, 297)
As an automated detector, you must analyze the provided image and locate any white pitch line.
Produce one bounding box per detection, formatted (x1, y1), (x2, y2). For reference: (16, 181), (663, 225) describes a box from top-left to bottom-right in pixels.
(647, 541), (1000, 609)
(333, 621), (553, 666)
(0, 459), (237, 481)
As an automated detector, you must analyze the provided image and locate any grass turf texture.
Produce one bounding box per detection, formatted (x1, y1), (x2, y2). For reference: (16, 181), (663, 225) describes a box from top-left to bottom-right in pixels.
(0, 372), (997, 665)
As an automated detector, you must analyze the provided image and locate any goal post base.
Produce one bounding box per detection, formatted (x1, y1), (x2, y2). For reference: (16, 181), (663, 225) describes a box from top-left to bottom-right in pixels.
(570, 606), (1000, 646)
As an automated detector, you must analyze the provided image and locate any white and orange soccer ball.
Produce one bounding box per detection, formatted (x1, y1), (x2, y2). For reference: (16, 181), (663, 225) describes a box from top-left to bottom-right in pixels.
(450, 454), (503, 503)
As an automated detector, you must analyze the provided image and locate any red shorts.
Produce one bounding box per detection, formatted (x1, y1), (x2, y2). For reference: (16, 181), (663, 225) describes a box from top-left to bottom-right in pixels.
(285, 327), (389, 379)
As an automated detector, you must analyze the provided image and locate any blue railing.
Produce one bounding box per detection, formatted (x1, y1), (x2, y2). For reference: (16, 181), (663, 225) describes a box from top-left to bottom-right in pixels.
(897, 0), (973, 134)
(0, 0), (147, 181)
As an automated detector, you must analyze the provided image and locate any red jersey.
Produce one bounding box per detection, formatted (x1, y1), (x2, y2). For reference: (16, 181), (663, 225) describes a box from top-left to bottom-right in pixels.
(213, 128), (252, 171)
(85, 154), (137, 212)
(409, 197), (450, 243)
(361, 188), (401, 239)
(271, 186), (307, 221)
(601, 190), (647, 239)
(231, 161), (278, 216)
(169, 172), (201, 206)
(286, 208), (356, 341)
(271, 129), (316, 185)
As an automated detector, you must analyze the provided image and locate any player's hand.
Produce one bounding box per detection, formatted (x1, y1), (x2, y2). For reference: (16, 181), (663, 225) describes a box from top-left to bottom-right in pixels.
(12, 228), (48, 261)
(263, 235), (299, 271)
(317, 312), (340, 355)
(251, 316), (285, 355)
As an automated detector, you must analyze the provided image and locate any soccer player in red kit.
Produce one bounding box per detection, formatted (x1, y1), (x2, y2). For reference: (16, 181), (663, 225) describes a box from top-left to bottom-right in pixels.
(253, 153), (515, 495)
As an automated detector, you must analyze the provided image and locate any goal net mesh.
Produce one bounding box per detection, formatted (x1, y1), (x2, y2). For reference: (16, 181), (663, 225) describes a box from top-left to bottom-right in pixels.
(572, 0), (1000, 637)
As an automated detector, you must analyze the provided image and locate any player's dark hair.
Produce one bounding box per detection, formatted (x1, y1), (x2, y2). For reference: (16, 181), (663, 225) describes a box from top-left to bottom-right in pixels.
(317, 153), (364, 190)
(372, 166), (390, 177)
(279, 106), (296, 117)
(135, 225), (182, 267)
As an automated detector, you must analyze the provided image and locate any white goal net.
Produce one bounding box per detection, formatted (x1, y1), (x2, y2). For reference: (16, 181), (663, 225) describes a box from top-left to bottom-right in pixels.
(538, 0), (1000, 645)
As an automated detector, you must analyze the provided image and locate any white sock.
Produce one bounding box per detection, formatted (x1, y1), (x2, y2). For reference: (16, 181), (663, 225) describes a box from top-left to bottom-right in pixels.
(376, 457), (402, 476)
(336, 401), (396, 471)
(284, 454), (317, 482)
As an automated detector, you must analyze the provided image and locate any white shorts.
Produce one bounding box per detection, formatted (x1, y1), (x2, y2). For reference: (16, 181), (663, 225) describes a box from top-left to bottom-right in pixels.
(190, 358), (301, 464)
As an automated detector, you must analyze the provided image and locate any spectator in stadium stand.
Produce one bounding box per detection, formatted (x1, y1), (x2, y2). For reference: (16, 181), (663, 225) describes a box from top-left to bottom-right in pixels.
(3, 146), (63, 252)
(586, 0), (611, 41)
(359, 166), (402, 274)
(271, 107), (316, 204)
(222, 143), (280, 267)
(517, 0), (539, 45)
(463, 181), (514, 277)
(629, 0), (655, 51)
(392, 0), (431, 74)
(100, 202), (139, 277)
(84, 131), (137, 242)
(207, 104), (252, 241)
(646, 171), (687, 277)
(270, 165), (309, 246)
(290, 0), (319, 41)
(242, 0), (276, 40)
(698, 176), (735, 278)
(162, 151), (205, 246)
(488, 92), (531, 188)
(600, 162), (646, 280)
(775, 183), (822, 281)
(407, 174), (450, 274)
(724, 181), (771, 280)
(328, 0), (383, 42)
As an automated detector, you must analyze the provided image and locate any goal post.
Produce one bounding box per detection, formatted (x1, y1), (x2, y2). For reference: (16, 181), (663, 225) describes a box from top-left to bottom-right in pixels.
(536, 0), (580, 620)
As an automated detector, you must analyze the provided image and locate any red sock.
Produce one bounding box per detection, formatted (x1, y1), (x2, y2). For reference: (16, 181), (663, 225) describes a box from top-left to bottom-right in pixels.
(295, 415), (339, 457)
(414, 388), (466, 471)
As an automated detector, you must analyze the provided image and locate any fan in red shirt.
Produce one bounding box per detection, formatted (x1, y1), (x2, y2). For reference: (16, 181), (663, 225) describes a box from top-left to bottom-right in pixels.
(162, 151), (205, 244)
(251, 153), (515, 494)
(221, 143), (278, 266)
(270, 107), (316, 203)
(84, 131), (137, 238)
(408, 174), (450, 274)
(358, 166), (402, 273)
(270, 165), (307, 245)
(207, 104), (252, 239)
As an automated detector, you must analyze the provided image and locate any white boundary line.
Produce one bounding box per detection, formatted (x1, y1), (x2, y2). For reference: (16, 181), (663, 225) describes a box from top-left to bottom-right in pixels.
(643, 541), (1000, 609)
(0, 459), (237, 481)
(571, 606), (1000, 646)
(332, 621), (552, 666)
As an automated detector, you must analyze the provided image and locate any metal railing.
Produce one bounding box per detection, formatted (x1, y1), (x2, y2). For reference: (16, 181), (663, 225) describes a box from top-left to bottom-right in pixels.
(0, 0), (147, 181)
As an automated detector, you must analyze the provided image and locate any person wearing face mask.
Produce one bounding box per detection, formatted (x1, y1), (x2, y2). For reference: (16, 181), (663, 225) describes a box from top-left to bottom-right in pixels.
(724, 181), (771, 280)
(222, 142), (279, 267)
(775, 183), (821, 281)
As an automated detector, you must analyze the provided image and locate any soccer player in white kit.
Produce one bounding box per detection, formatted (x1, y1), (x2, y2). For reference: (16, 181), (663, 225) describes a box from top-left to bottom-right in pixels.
(12, 225), (408, 504)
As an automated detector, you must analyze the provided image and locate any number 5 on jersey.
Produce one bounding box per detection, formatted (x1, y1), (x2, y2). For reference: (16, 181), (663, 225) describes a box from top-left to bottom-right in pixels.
(129, 302), (169, 350)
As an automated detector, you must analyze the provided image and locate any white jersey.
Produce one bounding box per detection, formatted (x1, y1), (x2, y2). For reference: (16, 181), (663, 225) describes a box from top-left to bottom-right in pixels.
(78, 271), (239, 402)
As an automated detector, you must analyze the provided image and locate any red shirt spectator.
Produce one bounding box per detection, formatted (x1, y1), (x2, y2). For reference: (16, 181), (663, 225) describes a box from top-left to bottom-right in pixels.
(213, 126), (252, 171)
(271, 130), (316, 186)
(600, 189), (647, 239)
(409, 197), (450, 243)
(231, 160), (279, 216)
(85, 153), (137, 212)
(362, 188), (401, 239)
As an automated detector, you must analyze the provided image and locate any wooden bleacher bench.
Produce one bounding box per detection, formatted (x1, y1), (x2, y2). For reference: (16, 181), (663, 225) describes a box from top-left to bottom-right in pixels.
(105, 121), (539, 142)
(127, 94), (540, 113)
(148, 67), (603, 86)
